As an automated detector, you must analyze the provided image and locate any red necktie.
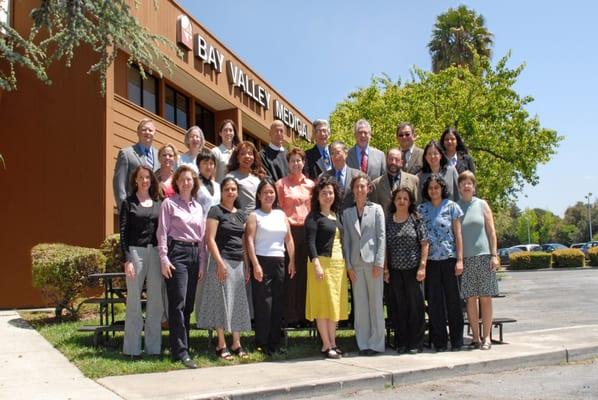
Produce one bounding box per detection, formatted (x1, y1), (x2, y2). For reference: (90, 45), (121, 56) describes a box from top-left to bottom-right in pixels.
(360, 149), (368, 173)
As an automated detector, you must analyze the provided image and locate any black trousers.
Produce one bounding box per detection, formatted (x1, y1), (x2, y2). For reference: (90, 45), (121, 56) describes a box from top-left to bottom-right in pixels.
(284, 226), (308, 325)
(389, 268), (425, 350)
(425, 258), (464, 349)
(165, 241), (199, 360)
(253, 255), (285, 351)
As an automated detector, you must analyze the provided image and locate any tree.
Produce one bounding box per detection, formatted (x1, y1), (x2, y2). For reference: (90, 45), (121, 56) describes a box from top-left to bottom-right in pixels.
(516, 209), (538, 244)
(428, 5), (494, 73)
(494, 205), (519, 248)
(328, 53), (562, 206)
(0, 0), (180, 94)
(563, 201), (598, 243)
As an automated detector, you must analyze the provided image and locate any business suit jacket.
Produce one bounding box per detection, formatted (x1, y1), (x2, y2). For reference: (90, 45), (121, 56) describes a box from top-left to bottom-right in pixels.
(342, 201), (386, 269)
(304, 145), (330, 181)
(113, 143), (160, 209)
(346, 145), (386, 180)
(370, 171), (421, 214)
(453, 152), (476, 174)
(321, 165), (361, 213)
(402, 146), (424, 175)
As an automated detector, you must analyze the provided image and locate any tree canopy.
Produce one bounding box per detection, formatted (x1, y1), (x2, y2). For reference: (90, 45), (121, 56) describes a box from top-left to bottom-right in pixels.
(329, 54), (562, 207)
(0, 0), (179, 93)
(428, 5), (494, 73)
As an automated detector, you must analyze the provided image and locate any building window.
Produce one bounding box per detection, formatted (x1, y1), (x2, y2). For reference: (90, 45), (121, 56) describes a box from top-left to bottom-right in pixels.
(127, 67), (158, 114)
(244, 131), (265, 150)
(195, 103), (215, 144)
(165, 85), (189, 129)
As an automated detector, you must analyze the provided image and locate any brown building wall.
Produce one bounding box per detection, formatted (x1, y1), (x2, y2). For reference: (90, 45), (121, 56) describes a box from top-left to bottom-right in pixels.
(0, 1), (107, 308)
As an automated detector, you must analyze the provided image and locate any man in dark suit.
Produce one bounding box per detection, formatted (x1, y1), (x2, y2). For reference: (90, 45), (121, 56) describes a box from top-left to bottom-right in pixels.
(397, 122), (424, 175)
(321, 140), (360, 213)
(304, 119), (332, 180)
(370, 148), (421, 213)
(112, 118), (160, 210)
(346, 119), (386, 180)
(259, 119), (289, 182)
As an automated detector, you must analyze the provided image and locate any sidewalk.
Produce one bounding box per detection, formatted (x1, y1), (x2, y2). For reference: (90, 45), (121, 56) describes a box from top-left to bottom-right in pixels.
(3, 308), (598, 400)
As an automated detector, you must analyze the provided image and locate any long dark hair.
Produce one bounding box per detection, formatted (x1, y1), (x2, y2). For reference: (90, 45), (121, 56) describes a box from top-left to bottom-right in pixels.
(226, 141), (263, 176)
(310, 176), (341, 215)
(439, 127), (469, 154)
(421, 140), (448, 173)
(255, 178), (279, 210)
(388, 186), (418, 216)
(129, 165), (162, 201)
(422, 174), (449, 202)
(220, 177), (241, 209)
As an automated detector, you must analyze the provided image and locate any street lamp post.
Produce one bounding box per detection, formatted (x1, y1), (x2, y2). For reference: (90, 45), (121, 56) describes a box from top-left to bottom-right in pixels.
(585, 193), (593, 242)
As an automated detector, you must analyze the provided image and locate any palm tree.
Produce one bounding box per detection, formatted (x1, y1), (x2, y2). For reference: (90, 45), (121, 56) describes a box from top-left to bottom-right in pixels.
(428, 5), (494, 73)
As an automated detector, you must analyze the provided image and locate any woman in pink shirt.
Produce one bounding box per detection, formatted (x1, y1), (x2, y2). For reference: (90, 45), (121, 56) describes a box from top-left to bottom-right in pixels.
(275, 148), (315, 327)
(155, 144), (178, 198)
(157, 165), (207, 369)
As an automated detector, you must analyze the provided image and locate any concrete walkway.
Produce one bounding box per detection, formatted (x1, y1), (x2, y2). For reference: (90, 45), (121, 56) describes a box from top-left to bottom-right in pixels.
(0, 310), (121, 400)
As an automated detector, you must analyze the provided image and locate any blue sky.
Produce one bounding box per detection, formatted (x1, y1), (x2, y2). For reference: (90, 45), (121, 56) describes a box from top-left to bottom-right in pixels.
(180, 0), (597, 216)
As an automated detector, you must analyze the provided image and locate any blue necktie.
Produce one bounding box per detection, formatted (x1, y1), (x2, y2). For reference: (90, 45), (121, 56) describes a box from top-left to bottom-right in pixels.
(145, 148), (154, 170)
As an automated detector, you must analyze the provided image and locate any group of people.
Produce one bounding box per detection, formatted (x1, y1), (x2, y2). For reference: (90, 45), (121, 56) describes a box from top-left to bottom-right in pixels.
(114, 116), (499, 368)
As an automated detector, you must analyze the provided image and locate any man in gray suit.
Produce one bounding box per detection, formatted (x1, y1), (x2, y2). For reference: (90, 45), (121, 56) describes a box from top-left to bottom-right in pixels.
(397, 122), (424, 175)
(370, 148), (421, 213)
(113, 118), (160, 209)
(321, 141), (360, 213)
(346, 119), (386, 180)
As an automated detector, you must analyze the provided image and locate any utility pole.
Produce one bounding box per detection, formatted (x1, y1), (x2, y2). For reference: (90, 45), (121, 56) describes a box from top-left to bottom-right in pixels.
(585, 193), (593, 242)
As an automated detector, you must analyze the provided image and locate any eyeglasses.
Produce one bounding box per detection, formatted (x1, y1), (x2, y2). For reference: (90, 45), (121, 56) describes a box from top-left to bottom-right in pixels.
(397, 133), (412, 138)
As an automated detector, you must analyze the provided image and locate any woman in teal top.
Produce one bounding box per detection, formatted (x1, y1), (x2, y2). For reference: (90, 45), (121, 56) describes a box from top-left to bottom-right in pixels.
(457, 171), (499, 351)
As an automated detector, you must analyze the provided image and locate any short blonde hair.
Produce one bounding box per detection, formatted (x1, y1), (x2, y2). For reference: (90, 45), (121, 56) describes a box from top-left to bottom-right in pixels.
(458, 170), (477, 186)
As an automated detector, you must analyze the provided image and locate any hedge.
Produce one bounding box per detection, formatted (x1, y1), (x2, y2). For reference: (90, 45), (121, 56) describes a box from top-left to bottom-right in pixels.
(32, 243), (105, 318)
(551, 249), (585, 268)
(100, 233), (125, 273)
(509, 251), (551, 270)
(588, 247), (598, 267)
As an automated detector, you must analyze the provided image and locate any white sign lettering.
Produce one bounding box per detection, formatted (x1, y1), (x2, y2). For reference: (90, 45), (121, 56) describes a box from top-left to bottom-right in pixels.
(194, 34), (224, 73)
(274, 100), (308, 138)
(227, 61), (270, 110)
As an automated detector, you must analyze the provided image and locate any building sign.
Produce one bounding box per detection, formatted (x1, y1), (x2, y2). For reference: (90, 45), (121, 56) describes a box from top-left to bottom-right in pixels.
(274, 100), (308, 138)
(227, 61), (270, 110)
(194, 34), (224, 73)
(176, 15), (193, 50)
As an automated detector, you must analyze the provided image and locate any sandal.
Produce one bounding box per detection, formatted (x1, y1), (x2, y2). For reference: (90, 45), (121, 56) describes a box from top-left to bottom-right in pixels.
(467, 341), (481, 350)
(230, 346), (249, 359)
(481, 339), (492, 350)
(332, 346), (344, 355)
(216, 346), (234, 361)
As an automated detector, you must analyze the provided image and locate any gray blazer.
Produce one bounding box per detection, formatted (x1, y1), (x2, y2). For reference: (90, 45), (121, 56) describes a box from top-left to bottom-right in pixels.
(342, 202), (386, 269)
(402, 146), (424, 175)
(112, 143), (160, 209)
(370, 170), (421, 214)
(321, 165), (361, 213)
(346, 145), (386, 181)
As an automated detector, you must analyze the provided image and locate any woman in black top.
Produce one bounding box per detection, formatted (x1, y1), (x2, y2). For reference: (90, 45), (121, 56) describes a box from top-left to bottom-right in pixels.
(198, 177), (251, 360)
(119, 165), (164, 356)
(305, 177), (349, 359)
(439, 127), (475, 174)
(385, 187), (429, 354)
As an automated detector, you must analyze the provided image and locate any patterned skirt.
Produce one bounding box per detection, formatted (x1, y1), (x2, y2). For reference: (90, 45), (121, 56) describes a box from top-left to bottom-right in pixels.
(461, 254), (499, 298)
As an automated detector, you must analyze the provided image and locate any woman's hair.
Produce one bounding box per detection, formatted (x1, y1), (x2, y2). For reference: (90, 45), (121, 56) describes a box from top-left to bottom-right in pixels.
(196, 148), (216, 179)
(421, 140), (448, 173)
(219, 177), (241, 209)
(310, 176), (341, 214)
(458, 170), (477, 186)
(349, 171), (371, 192)
(226, 141), (263, 176)
(129, 165), (162, 201)
(422, 174), (449, 201)
(184, 126), (205, 148)
(388, 186), (418, 216)
(172, 165), (200, 197)
(158, 143), (178, 160)
(439, 127), (469, 154)
(255, 178), (279, 210)
(218, 119), (240, 146)
(286, 147), (306, 162)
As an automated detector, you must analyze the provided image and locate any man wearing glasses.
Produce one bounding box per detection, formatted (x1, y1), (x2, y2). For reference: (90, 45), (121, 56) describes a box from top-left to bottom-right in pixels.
(397, 122), (423, 175)
(304, 119), (333, 180)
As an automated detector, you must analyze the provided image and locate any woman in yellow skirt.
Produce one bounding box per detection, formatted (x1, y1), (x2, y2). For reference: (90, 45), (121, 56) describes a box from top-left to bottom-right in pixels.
(305, 177), (349, 359)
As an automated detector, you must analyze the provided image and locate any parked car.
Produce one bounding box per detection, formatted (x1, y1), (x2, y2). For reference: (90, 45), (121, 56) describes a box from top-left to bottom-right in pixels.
(541, 243), (568, 253)
(581, 241), (598, 254)
(498, 247), (522, 266)
(510, 244), (542, 252)
(570, 243), (586, 249)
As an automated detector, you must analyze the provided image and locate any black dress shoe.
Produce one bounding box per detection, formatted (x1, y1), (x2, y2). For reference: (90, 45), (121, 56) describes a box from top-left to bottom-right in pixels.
(358, 349), (370, 356)
(181, 356), (197, 369)
(396, 346), (407, 354)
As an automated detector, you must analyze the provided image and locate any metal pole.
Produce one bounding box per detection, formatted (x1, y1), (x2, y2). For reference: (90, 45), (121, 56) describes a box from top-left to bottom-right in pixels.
(526, 214), (531, 244)
(586, 193), (593, 241)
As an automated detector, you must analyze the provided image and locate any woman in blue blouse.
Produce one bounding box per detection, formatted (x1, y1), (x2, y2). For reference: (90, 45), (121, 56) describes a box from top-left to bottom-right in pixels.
(418, 175), (464, 352)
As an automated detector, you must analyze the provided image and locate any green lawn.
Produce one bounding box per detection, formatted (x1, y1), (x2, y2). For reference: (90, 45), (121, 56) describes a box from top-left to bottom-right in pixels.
(20, 308), (359, 379)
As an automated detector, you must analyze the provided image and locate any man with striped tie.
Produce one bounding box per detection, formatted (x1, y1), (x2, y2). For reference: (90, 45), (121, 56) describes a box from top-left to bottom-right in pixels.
(113, 118), (161, 210)
(346, 119), (386, 181)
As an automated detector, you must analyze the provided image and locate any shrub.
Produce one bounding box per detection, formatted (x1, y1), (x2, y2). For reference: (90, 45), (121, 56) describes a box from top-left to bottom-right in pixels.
(551, 249), (585, 268)
(100, 234), (125, 273)
(32, 243), (106, 318)
(508, 251), (551, 270)
(588, 247), (598, 267)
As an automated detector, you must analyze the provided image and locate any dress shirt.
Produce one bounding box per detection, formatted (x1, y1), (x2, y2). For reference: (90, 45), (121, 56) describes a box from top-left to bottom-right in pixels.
(355, 145), (370, 169)
(269, 143), (285, 152)
(387, 172), (401, 189)
(157, 194), (207, 268)
(317, 144), (332, 171)
(333, 165), (347, 187)
(275, 173), (315, 226)
(402, 144), (414, 164)
(448, 153), (458, 168)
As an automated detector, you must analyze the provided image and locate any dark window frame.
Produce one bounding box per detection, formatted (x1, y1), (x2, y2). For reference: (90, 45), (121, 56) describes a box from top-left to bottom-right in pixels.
(127, 66), (158, 114)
